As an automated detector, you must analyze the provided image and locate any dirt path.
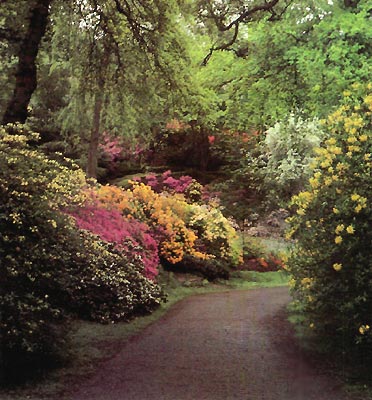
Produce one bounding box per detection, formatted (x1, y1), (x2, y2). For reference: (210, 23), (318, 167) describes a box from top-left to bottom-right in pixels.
(69, 287), (353, 400)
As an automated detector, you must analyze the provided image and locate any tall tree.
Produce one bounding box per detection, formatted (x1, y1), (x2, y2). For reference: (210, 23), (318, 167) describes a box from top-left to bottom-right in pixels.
(194, 0), (372, 130)
(2, 0), (52, 124)
(39, 0), (196, 177)
(1, 0), (199, 178)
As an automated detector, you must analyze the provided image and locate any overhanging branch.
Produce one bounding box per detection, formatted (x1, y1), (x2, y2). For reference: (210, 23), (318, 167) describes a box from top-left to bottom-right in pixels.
(202, 0), (287, 65)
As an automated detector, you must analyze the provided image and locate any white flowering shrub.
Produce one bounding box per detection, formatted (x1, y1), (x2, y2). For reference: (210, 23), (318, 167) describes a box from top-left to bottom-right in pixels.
(264, 114), (325, 205)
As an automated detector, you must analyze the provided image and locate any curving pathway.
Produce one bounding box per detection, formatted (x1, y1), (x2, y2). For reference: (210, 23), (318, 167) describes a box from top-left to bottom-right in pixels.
(69, 287), (353, 400)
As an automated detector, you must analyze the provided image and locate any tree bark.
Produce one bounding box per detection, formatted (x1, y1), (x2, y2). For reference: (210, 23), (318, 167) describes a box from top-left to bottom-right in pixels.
(2, 0), (52, 125)
(86, 92), (104, 179)
(86, 44), (110, 179)
(344, 0), (359, 7)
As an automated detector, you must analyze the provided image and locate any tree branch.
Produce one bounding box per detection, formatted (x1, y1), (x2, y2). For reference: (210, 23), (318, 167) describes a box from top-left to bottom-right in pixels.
(202, 0), (288, 65)
(203, 21), (239, 65)
(221, 0), (281, 32)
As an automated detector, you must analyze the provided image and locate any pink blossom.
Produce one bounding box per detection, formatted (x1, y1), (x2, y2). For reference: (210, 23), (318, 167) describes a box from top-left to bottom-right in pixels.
(65, 203), (159, 280)
(208, 135), (215, 144)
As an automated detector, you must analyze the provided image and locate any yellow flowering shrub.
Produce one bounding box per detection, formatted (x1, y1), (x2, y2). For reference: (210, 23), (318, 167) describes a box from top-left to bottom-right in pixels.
(94, 182), (243, 268)
(95, 183), (199, 264)
(0, 125), (87, 367)
(189, 203), (243, 266)
(287, 83), (372, 353)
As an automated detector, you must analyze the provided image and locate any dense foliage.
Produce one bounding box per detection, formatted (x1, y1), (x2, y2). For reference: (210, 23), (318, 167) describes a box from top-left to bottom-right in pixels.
(0, 126), (163, 375)
(287, 83), (372, 354)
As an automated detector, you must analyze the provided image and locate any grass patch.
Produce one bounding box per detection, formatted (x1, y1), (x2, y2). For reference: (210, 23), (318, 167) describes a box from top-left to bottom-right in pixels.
(229, 270), (290, 289)
(257, 237), (292, 253)
(242, 234), (292, 255)
(0, 271), (288, 399)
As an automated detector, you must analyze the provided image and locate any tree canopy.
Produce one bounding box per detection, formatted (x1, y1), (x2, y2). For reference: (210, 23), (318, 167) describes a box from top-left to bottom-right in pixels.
(1, 0), (371, 170)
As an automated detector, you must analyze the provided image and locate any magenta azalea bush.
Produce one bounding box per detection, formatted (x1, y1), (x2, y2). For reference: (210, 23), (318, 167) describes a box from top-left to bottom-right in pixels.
(66, 200), (159, 280)
(99, 131), (124, 164)
(135, 170), (203, 202)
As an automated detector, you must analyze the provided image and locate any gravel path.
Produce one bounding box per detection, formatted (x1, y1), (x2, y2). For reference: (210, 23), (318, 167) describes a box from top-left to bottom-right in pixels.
(70, 287), (353, 400)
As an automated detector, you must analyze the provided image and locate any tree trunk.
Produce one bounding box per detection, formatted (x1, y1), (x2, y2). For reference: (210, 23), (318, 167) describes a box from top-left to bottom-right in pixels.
(86, 45), (110, 179)
(86, 92), (104, 179)
(2, 0), (52, 125)
(199, 127), (210, 172)
(344, 0), (359, 7)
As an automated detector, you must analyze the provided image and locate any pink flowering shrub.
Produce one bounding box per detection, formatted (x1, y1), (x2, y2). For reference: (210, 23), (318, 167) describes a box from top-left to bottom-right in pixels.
(99, 132), (149, 173)
(99, 131), (124, 164)
(136, 170), (202, 202)
(67, 202), (159, 280)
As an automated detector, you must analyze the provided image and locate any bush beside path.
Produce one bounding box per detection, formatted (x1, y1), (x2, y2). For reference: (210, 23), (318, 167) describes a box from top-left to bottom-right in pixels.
(67, 287), (353, 400)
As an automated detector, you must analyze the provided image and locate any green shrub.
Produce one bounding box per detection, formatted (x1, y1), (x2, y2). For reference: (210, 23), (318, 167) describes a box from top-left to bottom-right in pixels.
(287, 83), (372, 355)
(240, 237), (285, 272)
(63, 233), (165, 323)
(162, 254), (230, 281)
(0, 125), (85, 371)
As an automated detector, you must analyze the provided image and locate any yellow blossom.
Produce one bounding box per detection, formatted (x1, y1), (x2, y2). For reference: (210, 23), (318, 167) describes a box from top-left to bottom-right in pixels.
(326, 137), (337, 145)
(347, 136), (357, 144)
(329, 146), (342, 155)
(321, 160), (331, 168)
(359, 134), (368, 142)
(346, 225), (354, 234)
(332, 208), (339, 214)
(335, 224), (344, 234)
(335, 236), (343, 244)
(309, 177), (319, 188)
(350, 127), (357, 135)
(348, 145), (360, 153)
(364, 94), (372, 110)
(333, 263), (342, 271)
(48, 220), (57, 228)
(359, 325), (370, 335)
(355, 204), (363, 213)
(301, 277), (313, 287)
